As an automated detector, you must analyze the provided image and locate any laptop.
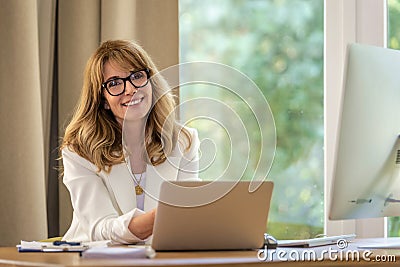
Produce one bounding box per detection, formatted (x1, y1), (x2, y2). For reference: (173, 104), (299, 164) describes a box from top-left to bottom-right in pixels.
(151, 180), (274, 251)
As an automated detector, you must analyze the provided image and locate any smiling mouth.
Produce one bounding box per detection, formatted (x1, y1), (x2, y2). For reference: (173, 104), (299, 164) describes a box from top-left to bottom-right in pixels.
(123, 97), (144, 106)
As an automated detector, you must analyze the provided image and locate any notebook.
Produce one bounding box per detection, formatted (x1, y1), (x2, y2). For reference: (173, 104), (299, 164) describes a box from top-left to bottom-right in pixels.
(277, 234), (356, 248)
(151, 180), (274, 251)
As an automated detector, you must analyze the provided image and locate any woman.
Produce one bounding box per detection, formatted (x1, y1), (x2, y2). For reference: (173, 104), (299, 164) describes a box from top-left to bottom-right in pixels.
(60, 40), (199, 244)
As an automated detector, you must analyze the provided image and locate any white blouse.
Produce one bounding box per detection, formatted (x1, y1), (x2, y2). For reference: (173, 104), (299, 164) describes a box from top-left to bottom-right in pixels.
(61, 127), (200, 244)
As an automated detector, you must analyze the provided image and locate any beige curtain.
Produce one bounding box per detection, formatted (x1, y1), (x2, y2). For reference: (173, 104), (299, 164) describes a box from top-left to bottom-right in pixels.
(0, 0), (178, 246)
(0, 0), (54, 246)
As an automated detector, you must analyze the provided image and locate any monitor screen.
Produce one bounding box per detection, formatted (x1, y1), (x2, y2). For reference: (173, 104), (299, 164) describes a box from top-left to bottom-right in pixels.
(329, 43), (400, 220)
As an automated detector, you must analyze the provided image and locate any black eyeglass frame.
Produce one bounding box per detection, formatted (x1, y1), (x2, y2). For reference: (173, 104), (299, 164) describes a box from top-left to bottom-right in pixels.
(101, 68), (150, 96)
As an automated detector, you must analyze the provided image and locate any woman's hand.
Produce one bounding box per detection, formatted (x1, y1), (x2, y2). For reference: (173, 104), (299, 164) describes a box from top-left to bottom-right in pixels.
(128, 208), (156, 240)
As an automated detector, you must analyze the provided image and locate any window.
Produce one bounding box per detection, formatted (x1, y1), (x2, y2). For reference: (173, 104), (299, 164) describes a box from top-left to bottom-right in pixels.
(179, 0), (324, 239)
(388, 0), (400, 237)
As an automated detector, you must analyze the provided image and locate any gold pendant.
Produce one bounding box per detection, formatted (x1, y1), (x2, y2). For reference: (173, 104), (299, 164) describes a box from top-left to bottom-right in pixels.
(135, 185), (144, 195)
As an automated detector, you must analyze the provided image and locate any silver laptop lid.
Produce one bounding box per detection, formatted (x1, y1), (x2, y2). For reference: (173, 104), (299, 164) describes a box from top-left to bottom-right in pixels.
(151, 180), (274, 251)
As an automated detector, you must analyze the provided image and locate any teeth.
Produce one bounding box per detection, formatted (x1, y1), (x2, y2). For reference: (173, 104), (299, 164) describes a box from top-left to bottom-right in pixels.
(124, 98), (143, 106)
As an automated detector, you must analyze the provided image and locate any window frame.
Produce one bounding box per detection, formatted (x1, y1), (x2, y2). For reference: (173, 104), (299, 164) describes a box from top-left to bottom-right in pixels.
(324, 0), (387, 237)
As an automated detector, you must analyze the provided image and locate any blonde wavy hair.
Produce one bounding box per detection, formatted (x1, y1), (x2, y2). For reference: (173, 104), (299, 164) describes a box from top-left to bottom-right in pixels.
(61, 40), (191, 173)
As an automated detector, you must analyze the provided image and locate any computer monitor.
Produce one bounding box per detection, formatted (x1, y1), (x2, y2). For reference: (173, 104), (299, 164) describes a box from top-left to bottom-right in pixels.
(329, 43), (400, 220)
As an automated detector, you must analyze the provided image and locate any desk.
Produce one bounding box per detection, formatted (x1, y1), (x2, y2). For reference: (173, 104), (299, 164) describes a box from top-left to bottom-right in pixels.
(1, 238), (400, 267)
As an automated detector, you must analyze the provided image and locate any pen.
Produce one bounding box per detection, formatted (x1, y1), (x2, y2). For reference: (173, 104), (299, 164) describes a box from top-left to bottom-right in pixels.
(53, 241), (81, 246)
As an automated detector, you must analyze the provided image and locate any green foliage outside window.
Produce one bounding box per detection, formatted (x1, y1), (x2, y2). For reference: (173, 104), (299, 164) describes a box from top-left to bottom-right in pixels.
(388, 0), (400, 237)
(179, 0), (324, 239)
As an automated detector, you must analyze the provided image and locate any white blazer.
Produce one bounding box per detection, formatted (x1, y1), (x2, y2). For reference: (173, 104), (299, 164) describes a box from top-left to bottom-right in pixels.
(62, 127), (200, 244)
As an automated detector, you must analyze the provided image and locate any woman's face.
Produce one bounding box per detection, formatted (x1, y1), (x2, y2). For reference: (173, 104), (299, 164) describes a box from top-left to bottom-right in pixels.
(102, 60), (152, 125)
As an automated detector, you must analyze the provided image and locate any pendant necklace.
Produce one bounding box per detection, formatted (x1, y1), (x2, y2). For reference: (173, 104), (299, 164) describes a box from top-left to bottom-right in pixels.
(132, 172), (144, 195)
(123, 147), (145, 195)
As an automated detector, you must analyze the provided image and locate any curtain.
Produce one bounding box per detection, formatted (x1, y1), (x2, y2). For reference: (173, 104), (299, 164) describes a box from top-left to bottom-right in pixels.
(0, 0), (53, 246)
(0, 0), (178, 246)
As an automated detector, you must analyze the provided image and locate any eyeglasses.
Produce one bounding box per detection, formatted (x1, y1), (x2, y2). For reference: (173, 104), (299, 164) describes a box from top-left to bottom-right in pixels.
(102, 68), (150, 96)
